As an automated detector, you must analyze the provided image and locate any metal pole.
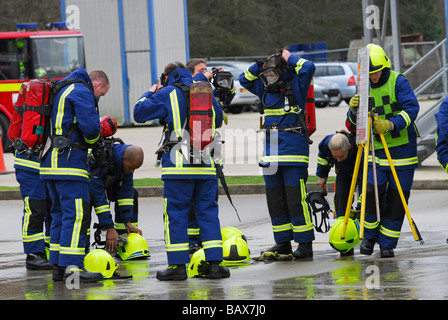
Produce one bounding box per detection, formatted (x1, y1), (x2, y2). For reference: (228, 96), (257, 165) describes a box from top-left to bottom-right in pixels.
(362, 0), (373, 45)
(390, 0), (402, 72)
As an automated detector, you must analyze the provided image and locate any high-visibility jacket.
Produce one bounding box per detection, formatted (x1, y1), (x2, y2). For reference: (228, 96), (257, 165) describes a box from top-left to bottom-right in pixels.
(40, 67), (101, 182)
(239, 55), (315, 167)
(346, 69), (419, 170)
(133, 68), (223, 180)
(89, 143), (135, 229)
(436, 96), (448, 172)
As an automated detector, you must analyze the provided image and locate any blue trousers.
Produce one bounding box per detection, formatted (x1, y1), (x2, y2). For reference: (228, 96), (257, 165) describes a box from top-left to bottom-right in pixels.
(46, 180), (91, 268)
(163, 179), (223, 265)
(263, 166), (315, 244)
(364, 168), (414, 248)
(16, 169), (51, 254)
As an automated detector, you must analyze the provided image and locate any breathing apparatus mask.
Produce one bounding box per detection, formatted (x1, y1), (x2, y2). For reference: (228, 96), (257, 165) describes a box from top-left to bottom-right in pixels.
(259, 52), (286, 93)
(211, 67), (234, 95)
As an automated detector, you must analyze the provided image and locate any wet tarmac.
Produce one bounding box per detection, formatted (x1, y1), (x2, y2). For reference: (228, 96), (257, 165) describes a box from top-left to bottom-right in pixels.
(1, 191), (448, 304)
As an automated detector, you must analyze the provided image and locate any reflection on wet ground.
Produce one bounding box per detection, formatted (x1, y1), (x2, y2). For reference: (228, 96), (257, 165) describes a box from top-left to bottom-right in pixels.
(2, 241), (448, 300)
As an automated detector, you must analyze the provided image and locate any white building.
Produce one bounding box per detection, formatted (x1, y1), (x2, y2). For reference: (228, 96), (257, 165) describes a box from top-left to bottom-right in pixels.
(62, 0), (189, 125)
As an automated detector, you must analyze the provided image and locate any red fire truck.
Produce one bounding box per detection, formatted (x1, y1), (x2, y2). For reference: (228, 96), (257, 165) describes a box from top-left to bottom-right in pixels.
(0, 22), (85, 151)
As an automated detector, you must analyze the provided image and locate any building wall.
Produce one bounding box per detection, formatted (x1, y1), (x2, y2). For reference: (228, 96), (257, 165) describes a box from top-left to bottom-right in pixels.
(63, 0), (187, 125)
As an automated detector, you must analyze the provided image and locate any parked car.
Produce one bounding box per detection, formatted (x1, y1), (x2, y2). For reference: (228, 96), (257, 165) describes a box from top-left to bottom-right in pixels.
(314, 78), (342, 108)
(206, 61), (259, 113)
(314, 62), (358, 105)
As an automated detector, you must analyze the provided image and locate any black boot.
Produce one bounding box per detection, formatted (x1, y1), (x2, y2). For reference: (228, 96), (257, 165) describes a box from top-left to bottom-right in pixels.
(261, 242), (292, 255)
(156, 264), (187, 281)
(26, 252), (52, 270)
(380, 245), (394, 258)
(293, 242), (313, 260)
(53, 265), (65, 282)
(208, 261), (230, 279)
(360, 238), (376, 255)
(63, 267), (104, 283)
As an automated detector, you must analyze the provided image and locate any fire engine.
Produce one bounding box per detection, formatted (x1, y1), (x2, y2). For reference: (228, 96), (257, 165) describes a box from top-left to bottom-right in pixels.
(0, 22), (85, 151)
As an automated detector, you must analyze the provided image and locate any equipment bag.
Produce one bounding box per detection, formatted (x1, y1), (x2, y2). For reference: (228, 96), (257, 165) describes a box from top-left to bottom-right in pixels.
(305, 79), (316, 136)
(9, 78), (91, 157)
(7, 82), (29, 143)
(189, 81), (214, 151)
(20, 79), (51, 148)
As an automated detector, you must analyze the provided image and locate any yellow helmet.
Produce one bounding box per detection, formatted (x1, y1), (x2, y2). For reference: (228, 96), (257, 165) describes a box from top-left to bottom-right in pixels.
(221, 227), (246, 243)
(84, 249), (118, 279)
(117, 233), (150, 260)
(187, 248), (207, 278)
(329, 217), (360, 253)
(367, 43), (391, 74)
(222, 235), (250, 266)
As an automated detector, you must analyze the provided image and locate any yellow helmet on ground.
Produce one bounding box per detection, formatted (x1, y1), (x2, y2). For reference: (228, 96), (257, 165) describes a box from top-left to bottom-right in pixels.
(367, 43), (391, 74)
(221, 227), (246, 243)
(188, 248), (207, 278)
(84, 249), (118, 279)
(329, 217), (360, 253)
(117, 233), (150, 260)
(223, 235), (250, 266)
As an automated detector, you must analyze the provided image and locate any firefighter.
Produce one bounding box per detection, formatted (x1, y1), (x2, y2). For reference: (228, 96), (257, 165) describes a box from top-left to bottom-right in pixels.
(346, 44), (419, 258)
(14, 150), (52, 270)
(316, 129), (362, 219)
(185, 59), (234, 253)
(239, 49), (316, 259)
(436, 96), (448, 172)
(133, 62), (229, 280)
(40, 67), (110, 282)
(89, 139), (144, 249)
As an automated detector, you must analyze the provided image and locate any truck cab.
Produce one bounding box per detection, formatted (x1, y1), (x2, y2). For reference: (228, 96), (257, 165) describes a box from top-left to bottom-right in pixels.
(0, 23), (85, 151)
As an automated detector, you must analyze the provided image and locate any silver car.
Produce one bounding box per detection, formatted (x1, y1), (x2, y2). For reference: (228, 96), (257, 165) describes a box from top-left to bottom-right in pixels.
(314, 62), (358, 105)
(314, 78), (342, 108)
(206, 61), (259, 113)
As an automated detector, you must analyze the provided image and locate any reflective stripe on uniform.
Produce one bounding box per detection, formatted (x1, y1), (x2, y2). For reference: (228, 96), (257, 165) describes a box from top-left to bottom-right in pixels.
(364, 220), (379, 230)
(55, 84), (75, 136)
(261, 155), (309, 164)
(161, 167), (216, 176)
(70, 198), (84, 249)
(368, 155), (418, 167)
(170, 90), (182, 139)
(202, 240), (223, 250)
(272, 223), (292, 233)
(14, 157), (40, 171)
(317, 156), (330, 166)
(94, 205), (109, 214)
(117, 198), (134, 206)
(380, 226), (400, 239)
(244, 68), (258, 81)
(295, 58), (308, 74)
(22, 196), (44, 243)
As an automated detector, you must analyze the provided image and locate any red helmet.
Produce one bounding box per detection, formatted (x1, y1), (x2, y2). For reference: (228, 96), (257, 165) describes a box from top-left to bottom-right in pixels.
(100, 116), (117, 138)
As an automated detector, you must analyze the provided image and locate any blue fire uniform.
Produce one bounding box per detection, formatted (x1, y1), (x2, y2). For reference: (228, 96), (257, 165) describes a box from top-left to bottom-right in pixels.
(40, 67), (101, 268)
(14, 151), (51, 255)
(316, 133), (362, 218)
(346, 68), (419, 249)
(435, 96), (448, 172)
(133, 68), (224, 265)
(239, 55), (315, 244)
(89, 143), (138, 234)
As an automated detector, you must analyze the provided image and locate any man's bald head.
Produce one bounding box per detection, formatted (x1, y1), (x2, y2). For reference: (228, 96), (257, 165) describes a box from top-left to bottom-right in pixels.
(122, 145), (144, 174)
